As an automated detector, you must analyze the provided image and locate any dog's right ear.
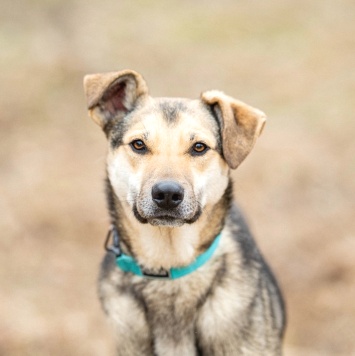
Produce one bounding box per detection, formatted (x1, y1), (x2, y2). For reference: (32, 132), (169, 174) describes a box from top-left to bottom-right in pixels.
(83, 70), (148, 131)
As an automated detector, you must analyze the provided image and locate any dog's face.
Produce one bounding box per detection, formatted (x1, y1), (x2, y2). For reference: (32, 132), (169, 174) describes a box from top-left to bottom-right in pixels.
(84, 70), (266, 228)
(107, 98), (229, 227)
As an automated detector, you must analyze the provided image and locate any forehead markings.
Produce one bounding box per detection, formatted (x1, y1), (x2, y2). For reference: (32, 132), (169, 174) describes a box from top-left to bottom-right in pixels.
(158, 100), (188, 125)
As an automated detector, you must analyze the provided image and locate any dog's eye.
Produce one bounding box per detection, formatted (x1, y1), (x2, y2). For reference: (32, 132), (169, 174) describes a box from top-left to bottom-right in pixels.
(191, 142), (209, 156)
(130, 140), (147, 153)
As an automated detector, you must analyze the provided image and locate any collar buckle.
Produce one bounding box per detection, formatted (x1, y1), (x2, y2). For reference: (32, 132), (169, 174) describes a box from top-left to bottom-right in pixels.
(142, 268), (171, 279)
(104, 225), (122, 257)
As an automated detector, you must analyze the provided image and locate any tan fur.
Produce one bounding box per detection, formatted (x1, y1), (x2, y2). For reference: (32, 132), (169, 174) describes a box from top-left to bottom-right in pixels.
(83, 70), (285, 355)
(201, 90), (266, 169)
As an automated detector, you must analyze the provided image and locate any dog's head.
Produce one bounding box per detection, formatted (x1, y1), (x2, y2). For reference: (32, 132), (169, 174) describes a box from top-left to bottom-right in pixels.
(84, 70), (266, 228)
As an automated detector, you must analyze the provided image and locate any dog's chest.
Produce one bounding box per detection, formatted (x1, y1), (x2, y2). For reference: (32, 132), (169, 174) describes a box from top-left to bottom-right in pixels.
(136, 276), (207, 326)
(131, 275), (212, 353)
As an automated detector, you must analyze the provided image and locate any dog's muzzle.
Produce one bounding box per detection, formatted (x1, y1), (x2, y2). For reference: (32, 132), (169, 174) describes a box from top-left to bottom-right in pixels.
(133, 180), (201, 226)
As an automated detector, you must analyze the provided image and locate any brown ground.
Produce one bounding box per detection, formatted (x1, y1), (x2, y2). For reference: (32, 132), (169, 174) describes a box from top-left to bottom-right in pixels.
(1, 0), (354, 355)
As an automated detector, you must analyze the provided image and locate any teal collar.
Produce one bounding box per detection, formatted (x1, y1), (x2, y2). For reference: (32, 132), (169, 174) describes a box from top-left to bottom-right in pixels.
(105, 226), (222, 280)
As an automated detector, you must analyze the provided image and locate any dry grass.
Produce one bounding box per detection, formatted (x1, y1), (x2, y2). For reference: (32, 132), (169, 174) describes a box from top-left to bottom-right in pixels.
(1, 0), (354, 354)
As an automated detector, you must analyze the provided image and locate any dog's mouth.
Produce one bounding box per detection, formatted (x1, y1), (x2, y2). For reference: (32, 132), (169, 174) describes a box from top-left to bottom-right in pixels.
(133, 205), (202, 227)
(149, 216), (185, 227)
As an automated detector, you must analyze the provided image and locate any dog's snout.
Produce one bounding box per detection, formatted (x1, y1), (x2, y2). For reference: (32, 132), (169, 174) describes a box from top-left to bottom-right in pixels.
(152, 181), (184, 209)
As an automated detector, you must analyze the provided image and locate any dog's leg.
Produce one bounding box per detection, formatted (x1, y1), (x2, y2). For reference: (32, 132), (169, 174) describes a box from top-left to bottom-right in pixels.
(99, 263), (153, 355)
(196, 281), (283, 356)
(102, 293), (153, 355)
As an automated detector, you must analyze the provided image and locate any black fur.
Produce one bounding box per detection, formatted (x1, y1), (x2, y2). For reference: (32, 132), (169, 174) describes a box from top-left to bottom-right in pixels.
(159, 100), (187, 125)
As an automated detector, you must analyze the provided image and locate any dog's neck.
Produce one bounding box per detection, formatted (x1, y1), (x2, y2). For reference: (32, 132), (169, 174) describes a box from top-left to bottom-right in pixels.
(105, 178), (232, 271)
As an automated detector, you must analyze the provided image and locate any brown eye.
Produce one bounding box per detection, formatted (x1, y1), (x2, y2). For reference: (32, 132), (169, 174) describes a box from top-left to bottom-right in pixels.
(191, 142), (209, 156)
(130, 140), (147, 153)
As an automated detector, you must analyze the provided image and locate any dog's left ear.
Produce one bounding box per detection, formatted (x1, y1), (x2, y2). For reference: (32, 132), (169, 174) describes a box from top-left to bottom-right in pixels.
(83, 69), (148, 132)
(201, 90), (266, 169)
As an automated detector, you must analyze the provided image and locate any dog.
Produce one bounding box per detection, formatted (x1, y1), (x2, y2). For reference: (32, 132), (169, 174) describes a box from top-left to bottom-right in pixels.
(83, 70), (286, 355)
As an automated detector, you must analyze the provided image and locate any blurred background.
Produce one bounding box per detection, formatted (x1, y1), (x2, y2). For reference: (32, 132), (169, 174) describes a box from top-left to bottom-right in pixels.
(1, 0), (354, 355)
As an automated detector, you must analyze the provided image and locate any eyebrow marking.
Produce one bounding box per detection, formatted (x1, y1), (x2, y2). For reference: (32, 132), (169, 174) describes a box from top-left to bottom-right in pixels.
(190, 133), (196, 141)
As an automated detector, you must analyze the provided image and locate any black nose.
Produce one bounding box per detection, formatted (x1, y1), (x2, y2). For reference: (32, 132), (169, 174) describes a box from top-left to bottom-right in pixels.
(152, 181), (184, 209)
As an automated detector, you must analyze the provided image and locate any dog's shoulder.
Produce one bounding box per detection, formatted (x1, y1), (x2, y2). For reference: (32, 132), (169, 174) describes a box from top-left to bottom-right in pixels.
(226, 203), (286, 335)
(226, 203), (262, 263)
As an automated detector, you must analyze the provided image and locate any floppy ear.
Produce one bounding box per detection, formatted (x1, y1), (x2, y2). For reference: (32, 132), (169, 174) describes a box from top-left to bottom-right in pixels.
(201, 90), (266, 169)
(83, 69), (148, 132)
